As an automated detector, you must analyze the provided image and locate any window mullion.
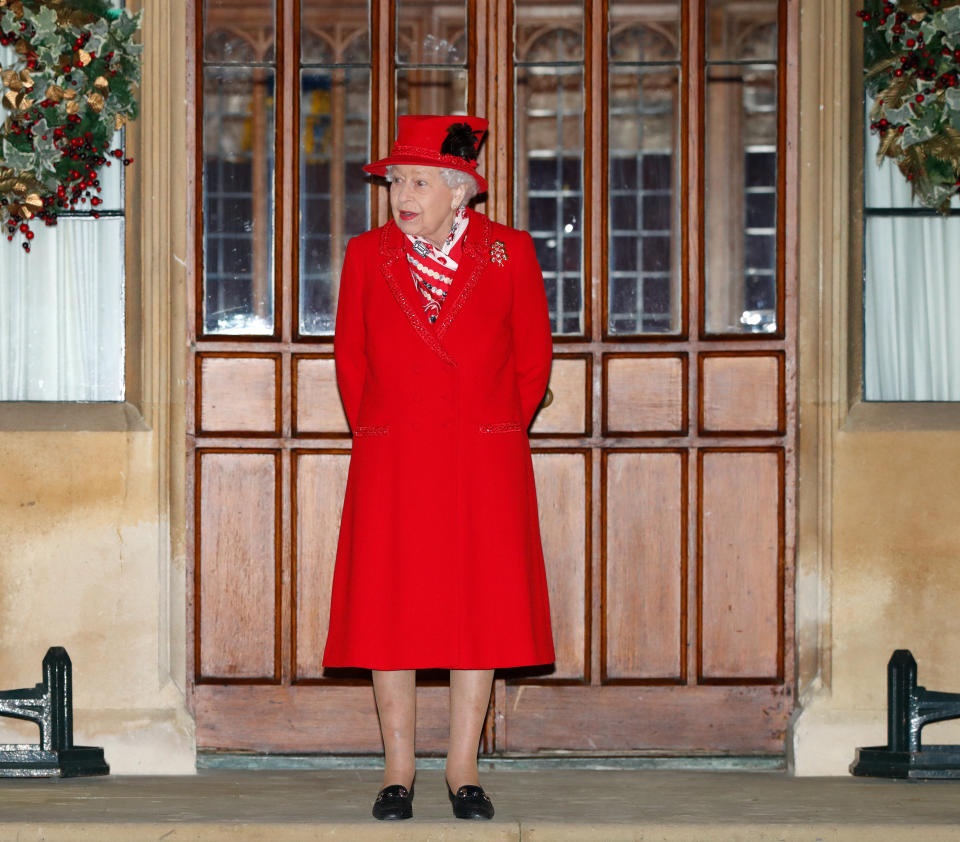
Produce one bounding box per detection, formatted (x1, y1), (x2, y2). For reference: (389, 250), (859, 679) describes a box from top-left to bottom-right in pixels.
(371, 0), (395, 227)
(278, 0), (297, 345)
(686, 0), (701, 341)
(587, 0), (605, 343)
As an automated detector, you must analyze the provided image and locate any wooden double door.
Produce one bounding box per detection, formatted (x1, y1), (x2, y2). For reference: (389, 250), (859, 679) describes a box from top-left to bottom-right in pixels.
(188, 0), (796, 756)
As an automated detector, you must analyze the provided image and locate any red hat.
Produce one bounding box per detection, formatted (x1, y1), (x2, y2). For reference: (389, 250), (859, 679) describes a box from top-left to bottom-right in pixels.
(364, 115), (489, 194)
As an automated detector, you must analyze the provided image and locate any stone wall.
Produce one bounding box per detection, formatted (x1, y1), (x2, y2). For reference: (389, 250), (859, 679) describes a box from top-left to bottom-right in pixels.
(0, 0), (192, 774)
(791, 0), (960, 775)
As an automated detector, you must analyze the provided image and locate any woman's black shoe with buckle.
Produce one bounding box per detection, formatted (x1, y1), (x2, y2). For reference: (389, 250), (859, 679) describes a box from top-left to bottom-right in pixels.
(446, 779), (494, 820)
(371, 783), (414, 820)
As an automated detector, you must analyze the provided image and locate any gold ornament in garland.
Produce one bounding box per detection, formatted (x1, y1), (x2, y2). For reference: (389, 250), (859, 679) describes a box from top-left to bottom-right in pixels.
(0, 0), (142, 251)
(858, 0), (960, 214)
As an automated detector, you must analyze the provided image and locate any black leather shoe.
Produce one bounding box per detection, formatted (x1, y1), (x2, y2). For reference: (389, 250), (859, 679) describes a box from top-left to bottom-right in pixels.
(372, 783), (413, 820)
(446, 779), (494, 820)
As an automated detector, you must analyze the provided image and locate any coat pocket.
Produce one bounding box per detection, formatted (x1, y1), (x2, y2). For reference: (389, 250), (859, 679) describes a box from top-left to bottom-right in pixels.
(353, 424), (390, 437)
(479, 422), (523, 434)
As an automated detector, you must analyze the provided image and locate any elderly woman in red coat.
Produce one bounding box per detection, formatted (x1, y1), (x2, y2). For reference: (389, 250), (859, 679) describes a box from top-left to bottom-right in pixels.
(321, 114), (555, 821)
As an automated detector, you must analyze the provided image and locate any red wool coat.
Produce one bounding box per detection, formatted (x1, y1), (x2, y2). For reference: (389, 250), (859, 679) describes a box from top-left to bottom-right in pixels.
(321, 208), (556, 670)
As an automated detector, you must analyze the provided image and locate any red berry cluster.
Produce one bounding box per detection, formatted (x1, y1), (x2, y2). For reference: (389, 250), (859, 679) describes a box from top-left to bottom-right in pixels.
(857, 0), (943, 29)
(3, 148), (134, 248)
(1, 16), (134, 252)
(858, 1), (960, 199)
(860, 3), (960, 128)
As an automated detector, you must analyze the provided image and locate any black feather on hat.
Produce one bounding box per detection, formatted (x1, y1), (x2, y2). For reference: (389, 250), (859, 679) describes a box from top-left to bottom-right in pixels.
(440, 122), (480, 162)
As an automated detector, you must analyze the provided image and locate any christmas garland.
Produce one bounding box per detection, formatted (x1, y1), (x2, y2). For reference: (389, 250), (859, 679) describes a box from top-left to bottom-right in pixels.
(858, 0), (960, 213)
(0, 0), (142, 251)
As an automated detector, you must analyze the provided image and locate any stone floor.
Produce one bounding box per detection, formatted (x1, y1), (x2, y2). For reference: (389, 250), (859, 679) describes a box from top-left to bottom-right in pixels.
(1, 768), (960, 841)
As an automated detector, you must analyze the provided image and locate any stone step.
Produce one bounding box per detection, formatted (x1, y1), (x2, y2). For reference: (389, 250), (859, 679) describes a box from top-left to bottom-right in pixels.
(1, 768), (959, 841)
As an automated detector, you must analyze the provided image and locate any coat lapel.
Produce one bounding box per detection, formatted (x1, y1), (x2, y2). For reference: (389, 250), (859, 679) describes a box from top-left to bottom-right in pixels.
(378, 222), (456, 366)
(377, 209), (492, 363)
(435, 209), (491, 340)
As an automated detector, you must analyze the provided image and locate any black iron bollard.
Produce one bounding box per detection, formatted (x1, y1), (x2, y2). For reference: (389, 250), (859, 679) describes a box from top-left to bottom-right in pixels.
(0, 647), (109, 777)
(851, 649), (960, 779)
(887, 649), (918, 753)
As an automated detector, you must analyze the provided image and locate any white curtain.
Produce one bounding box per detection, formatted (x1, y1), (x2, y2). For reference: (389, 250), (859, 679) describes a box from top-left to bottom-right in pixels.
(0, 219), (125, 401)
(863, 101), (960, 401)
(0, 35), (124, 403)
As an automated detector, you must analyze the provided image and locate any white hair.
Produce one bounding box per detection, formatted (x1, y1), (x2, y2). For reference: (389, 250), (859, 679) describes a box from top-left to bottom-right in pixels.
(385, 164), (480, 204)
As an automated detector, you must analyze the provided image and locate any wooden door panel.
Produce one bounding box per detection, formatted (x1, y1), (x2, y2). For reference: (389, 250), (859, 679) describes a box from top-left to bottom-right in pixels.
(602, 450), (686, 683)
(502, 685), (790, 753)
(532, 451), (590, 682)
(292, 450), (349, 680)
(699, 449), (783, 682)
(700, 353), (785, 435)
(195, 685), (381, 751)
(603, 354), (687, 436)
(195, 684), (455, 753)
(196, 449), (281, 681)
(197, 354), (281, 435)
(530, 354), (591, 437)
(293, 355), (350, 436)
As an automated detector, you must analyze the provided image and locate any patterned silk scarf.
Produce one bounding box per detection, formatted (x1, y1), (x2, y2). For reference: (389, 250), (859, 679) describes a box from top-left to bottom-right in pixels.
(403, 207), (469, 324)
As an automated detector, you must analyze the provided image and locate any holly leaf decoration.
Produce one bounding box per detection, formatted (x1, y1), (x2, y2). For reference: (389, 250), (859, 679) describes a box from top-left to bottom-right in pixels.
(32, 120), (60, 176)
(940, 6), (960, 32)
(26, 6), (59, 46)
(86, 19), (109, 56)
(903, 103), (942, 147)
(35, 42), (58, 68)
(946, 88), (960, 128)
(0, 10), (17, 38)
(65, 69), (87, 91)
(885, 103), (913, 124)
(2, 139), (35, 173)
(902, 123), (933, 147)
(111, 9), (140, 42)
